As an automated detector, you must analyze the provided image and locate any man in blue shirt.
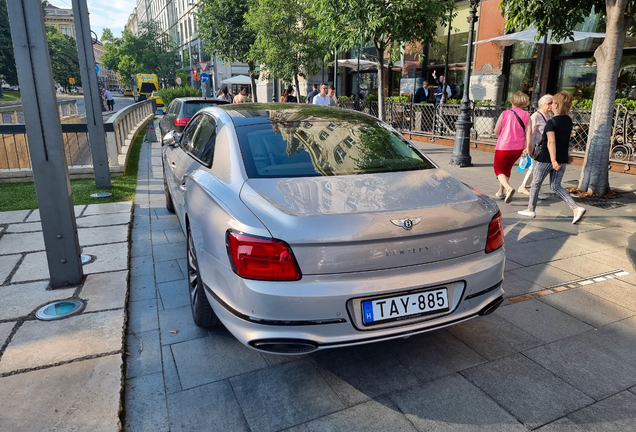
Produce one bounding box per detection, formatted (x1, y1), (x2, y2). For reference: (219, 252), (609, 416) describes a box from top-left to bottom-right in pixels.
(432, 70), (451, 104)
(413, 81), (431, 103)
(306, 83), (319, 104)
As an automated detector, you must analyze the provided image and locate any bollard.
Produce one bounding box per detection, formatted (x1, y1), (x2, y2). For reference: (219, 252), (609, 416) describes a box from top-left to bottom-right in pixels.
(145, 118), (157, 142)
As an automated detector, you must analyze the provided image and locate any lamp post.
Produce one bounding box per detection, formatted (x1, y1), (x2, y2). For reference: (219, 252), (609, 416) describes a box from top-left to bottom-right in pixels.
(174, 54), (181, 67)
(449, 0), (479, 167)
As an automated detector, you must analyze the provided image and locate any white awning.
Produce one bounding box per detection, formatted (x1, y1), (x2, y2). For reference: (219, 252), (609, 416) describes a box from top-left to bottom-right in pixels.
(473, 29), (606, 46)
(222, 75), (257, 85)
(328, 59), (377, 70)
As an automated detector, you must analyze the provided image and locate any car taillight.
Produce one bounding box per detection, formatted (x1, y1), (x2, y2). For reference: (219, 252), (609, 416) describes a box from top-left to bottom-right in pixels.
(485, 212), (504, 253)
(175, 117), (189, 126)
(226, 231), (301, 281)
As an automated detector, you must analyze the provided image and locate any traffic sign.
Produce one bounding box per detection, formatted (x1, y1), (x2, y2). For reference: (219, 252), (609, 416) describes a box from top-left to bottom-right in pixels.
(198, 62), (209, 72)
(95, 64), (99, 74)
(176, 76), (182, 85)
(200, 73), (209, 83)
(69, 77), (75, 84)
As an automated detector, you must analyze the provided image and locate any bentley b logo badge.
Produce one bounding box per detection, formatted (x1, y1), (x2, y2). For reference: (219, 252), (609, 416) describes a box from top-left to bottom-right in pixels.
(391, 217), (422, 231)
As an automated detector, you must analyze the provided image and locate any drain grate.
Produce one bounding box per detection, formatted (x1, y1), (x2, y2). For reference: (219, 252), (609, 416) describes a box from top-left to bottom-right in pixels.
(573, 198), (626, 210)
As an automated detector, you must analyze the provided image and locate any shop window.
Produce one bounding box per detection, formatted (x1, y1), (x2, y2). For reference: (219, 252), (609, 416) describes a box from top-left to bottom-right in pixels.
(507, 62), (535, 103)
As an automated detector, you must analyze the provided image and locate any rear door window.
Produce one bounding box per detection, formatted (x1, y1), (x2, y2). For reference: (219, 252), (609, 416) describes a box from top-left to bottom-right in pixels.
(187, 115), (217, 166)
(181, 114), (202, 151)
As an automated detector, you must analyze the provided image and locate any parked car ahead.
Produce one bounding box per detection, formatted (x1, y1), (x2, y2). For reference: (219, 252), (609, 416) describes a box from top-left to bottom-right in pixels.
(157, 97), (229, 143)
(161, 103), (506, 355)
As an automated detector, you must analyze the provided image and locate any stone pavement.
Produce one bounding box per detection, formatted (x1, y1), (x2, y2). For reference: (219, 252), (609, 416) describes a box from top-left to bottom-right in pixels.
(0, 201), (132, 431)
(125, 136), (636, 432)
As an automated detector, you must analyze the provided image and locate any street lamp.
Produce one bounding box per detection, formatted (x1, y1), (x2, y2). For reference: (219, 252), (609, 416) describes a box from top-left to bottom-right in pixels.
(174, 54), (181, 67)
(449, 0), (480, 167)
(191, 46), (199, 63)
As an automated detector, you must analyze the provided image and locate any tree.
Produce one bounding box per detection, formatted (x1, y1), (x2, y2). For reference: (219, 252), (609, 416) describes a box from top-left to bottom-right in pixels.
(310, 0), (455, 120)
(246, 0), (327, 95)
(501, 0), (634, 195)
(197, 0), (258, 101)
(0, 0), (18, 90)
(46, 25), (81, 91)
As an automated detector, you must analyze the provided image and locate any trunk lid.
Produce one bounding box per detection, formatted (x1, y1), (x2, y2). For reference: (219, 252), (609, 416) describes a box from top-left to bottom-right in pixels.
(239, 169), (495, 275)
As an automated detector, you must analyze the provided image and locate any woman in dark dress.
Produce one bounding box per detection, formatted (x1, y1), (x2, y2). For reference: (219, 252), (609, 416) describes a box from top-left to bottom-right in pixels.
(285, 86), (297, 103)
(518, 91), (586, 224)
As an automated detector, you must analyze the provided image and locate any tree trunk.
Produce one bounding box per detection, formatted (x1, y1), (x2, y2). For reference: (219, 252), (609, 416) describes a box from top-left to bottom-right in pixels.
(248, 61), (258, 103)
(294, 74), (300, 103)
(375, 41), (386, 121)
(578, 0), (631, 194)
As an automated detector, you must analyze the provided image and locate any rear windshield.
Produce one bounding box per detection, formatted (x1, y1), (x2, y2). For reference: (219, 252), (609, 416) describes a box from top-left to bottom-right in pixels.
(236, 120), (435, 178)
(183, 102), (225, 116)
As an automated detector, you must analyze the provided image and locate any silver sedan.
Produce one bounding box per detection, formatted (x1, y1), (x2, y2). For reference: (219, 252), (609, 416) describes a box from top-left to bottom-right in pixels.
(162, 103), (505, 354)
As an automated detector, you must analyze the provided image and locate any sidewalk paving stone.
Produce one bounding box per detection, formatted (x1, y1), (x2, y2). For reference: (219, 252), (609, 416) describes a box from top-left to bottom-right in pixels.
(130, 239), (153, 258)
(538, 288), (635, 327)
(311, 343), (418, 407)
(389, 329), (486, 383)
(0, 355), (122, 432)
(164, 228), (185, 243)
(82, 242), (128, 274)
(78, 225), (129, 247)
(157, 279), (189, 310)
(83, 201), (132, 216)
(575, 316), (636, 367)
(130, 255), (154, 277)
(82, 270), (128, 312)
(534, 417), (584, 432)
(580, 279), (636, 312)
(289, 397), (418, 432)
(127, 299), (159, 334)
(158, 305), (208, 345)
(501, 271), (548, 298)
(0, 254), (20, 283)
(0, 309), (124, 373)
(0, 321), (16, 347)
(170, 327), (267, 389)
(152, 241), (186, 262)
(567, 391), (636, 431)
(76, 213), (131, 228)
(230, 358), (345, 432)
(504, 237), (596, 267)
(4, 222), (42, 233)
(167, 380), (249, 432)
(495, 299), (593, 343)
(390, 374), (526, 432)
(162, 346), (181, 394)
(0, 281), (74, 321)
(461, 353), (594, 429)
(154, 259), (185, 283)
(25, 205), (84, 223)
(8, 252), (47, 283)
(124, 372), (169, 432)
(447, 314), (542, 361)
(126, 329), (162, 379)
(129, 274), (156, 302)
(509, 264), (579, 288)
(0, 209), (30, 224)
(547, 254), (623, 279)
(524, 337), (636, 401)
(0, 231), (45, 254)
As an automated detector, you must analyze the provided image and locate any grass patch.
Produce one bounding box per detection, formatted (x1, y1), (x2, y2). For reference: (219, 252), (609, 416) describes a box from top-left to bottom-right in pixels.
(0, 125), (147, 211)
(0, 91), (21, 102)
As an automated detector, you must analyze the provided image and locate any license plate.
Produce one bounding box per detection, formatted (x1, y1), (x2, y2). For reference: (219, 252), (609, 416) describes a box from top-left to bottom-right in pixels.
(362, 288), (449, 325)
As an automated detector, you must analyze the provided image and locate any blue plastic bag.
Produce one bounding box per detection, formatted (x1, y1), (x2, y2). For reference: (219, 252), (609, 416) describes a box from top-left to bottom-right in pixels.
(517, 155), (531, 172)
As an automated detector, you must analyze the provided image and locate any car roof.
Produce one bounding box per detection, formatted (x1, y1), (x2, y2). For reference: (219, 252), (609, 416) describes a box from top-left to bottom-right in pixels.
(200, 102), (379, 127)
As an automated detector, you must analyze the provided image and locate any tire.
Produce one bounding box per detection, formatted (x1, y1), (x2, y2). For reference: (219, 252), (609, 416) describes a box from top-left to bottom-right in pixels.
(187, 228), (218, 328)
(163, 168), (175, 213)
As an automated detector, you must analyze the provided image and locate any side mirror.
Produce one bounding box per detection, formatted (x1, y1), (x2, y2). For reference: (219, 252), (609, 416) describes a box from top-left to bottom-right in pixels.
(163, 131), (180, 147)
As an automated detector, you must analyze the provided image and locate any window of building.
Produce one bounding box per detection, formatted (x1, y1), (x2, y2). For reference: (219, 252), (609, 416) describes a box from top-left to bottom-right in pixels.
(334, 145), (346, 164)
(428, 3), (476, 66)
(327, 123), (337, 131)
(343, 136), (355, 148)
(319, 131), (329, 141)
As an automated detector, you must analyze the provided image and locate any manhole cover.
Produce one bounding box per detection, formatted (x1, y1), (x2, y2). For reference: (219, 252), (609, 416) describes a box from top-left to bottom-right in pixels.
(35, 299), (85, 321)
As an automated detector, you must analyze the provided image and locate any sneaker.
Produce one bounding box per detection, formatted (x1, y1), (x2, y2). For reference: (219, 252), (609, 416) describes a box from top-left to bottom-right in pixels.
(537, 192), (549, 200)
(504, 187), (515, 203)
(572, 207), (586, 224)
(518, 209), (536, 218)
(518, 187), (530, 195)
(494, 192), (505, 200)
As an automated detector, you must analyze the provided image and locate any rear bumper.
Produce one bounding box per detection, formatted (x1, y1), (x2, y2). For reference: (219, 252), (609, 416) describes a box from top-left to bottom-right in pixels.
(200, 248), (505, 354)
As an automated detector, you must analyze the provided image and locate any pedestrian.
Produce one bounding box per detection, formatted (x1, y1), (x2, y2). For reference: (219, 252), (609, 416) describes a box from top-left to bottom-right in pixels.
(218, 86), (232, 103)
(413, 81), (431, 103)
(104, 88), (114, 111)
(493, 91), (530, 203)
(286, 86), (297, 103)
(307, 83), (319, 104)
(518, 91), (586, 223)
(280, 88), (288, 103)
(312, 83), (331, 106)
(233, 87), (247, 103)
(432, 70), (451, 104)
(518, 94), (553, 199)
(328, 85), (337, 106)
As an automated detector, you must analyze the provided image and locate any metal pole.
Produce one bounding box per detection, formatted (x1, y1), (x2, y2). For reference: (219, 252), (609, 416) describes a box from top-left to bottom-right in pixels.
(7, 0), (83, 286)
(449, 0), (479, 167)
(357, 41), (361, 99)
(532, 35), (549, 107)
(334, 48), (338, 95)
(442, 9), (452, 103)
(71, 0), (111, 189)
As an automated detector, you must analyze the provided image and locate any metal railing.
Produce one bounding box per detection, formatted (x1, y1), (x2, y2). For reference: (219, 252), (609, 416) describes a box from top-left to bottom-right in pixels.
(337, 100), (636, 167)
(105, 99), (155, 167)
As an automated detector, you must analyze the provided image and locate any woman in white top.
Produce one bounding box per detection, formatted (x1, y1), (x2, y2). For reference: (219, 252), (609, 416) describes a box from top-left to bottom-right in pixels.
(519, 94), (553, 199)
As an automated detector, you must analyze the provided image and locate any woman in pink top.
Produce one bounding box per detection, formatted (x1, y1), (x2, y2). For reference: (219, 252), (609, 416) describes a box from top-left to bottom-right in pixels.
(493, 91), (530, 203)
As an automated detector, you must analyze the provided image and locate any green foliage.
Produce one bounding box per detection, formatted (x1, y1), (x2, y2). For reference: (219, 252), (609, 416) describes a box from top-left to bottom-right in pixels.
(616, 98), (636, 110)
(388, 95), (410, 103)
(572, 99), (594, 109)
(0, 0), (17, 86)
(366, 94), (378, 101)
(246, 0), (327, 83)
(46, 26), (81, 89)
(157, 87), (201, 107)
(0, 90), (20, 101)
(502, 100), (512, 107)
(101, 22), (176, 84)
(353, 126), (423, 172)
(339, 96), (354, 102)
(475, 99), (493, 106)
(446, 98), (461, 104)
(0, 126), (146, 211)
